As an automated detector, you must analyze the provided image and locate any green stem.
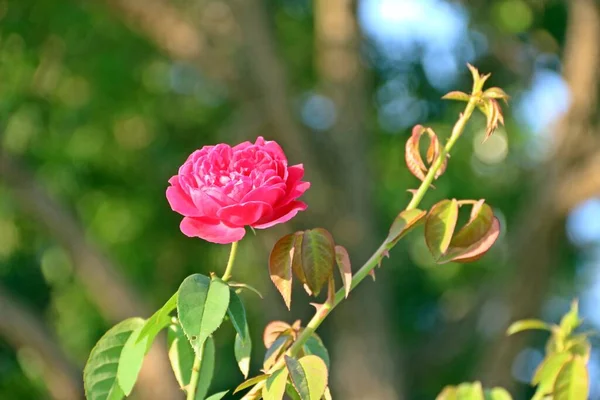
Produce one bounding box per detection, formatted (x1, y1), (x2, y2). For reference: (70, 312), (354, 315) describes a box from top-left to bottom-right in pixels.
(221, 241), (239, 282)
(243, 97), (478, 398)
(188, 241), (238, 399)
(186, 342), (205, 400)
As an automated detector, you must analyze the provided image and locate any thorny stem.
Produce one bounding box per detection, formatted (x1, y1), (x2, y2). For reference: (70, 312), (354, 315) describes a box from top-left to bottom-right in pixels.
(242, 97), (478, 398)
(188, 241), (238, 399)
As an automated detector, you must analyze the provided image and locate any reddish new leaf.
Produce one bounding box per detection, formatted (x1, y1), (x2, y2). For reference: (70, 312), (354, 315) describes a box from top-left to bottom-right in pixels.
(334, 246), (352, 298)
(300, 228), (336, 296)
(405, 125), (427, 181)
(425, 199), (459, 261)
(269, 233), (296, 310)
(386, 208), (426, 245)
(450, 200), (493, 248)
(291, 232), (307, 285)
(263, 321), (292, 348)
(448, 217), (500, 263)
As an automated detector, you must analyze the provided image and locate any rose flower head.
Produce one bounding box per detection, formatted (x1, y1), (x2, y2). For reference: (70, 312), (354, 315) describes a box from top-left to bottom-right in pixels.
(166, 137), (310, 244)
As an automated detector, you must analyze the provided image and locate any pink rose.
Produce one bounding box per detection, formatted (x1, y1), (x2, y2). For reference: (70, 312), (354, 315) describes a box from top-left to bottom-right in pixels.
(166, 137), (310, 244)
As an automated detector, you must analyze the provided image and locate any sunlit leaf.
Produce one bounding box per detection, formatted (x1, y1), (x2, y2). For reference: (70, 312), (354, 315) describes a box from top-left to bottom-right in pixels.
(386, 209), (426, 245)
(455, 381), (485, 399)
(506, 319), (552, 336)
(483, 387), (512, 400)
(117, 324), (151, 395)
(436, 386), (457, 400)
(285, 355), (328, 400)
(302, 334), (330, 370)
(177, 274), (230, 354)
(532, 352), (571, 397)
(300, 228), (336, 296)
(483, 87), (509, 102)
(559, 300), (581, 337)
(167, 324), (195, 390)
(269, 233), (296, 309)
(565, 335), (591, 362)
(262, 368), (288, 400)
(205, 391), (229, 400)
(553, 356), (589, 400)
(442, 91), (470, 102)
(84, 317), (144, 400)
(233, 374), (269, 394)
(425, 199), (459, 260)
(137, 292), (177, 343)
(264, 335), (293, 371)
(235, 328), (252, 378)
(194, 336), (216, 400)
(334, 245), (352, 298)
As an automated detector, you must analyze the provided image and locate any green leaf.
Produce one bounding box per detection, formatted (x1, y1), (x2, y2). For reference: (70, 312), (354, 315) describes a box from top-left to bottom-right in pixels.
(137, 292), (178, 344)
(117, 324), (152, 396)
(425, 199), (459, 261)
(484, 387), (512, 400)
(262, 368), (289, 400)
(559, 300), (581, 337)
(386, 208), (426, 245)
(235, 329), (252, 378)
(553, 356), (589, 400)
(334, 245), (352, 298)
(506, 319), (552, 336)
(227, 290), (248, 340)
(285, 355), (328, 400)
(84, 317), (144, 400)
(269, 233), (296, 310)
(205, 391), (229, 400)
(177, 274), (230, 354)
(286, 383), (302, 400)
(531, 352), (571, 397)
(167, 324), (195, 390)
(194, 337), (216, 400)
(228, 281), (263, 298)
(233, 374), (269, 394)
(302, 334), (330, 370)
(300, 228), (336, 296)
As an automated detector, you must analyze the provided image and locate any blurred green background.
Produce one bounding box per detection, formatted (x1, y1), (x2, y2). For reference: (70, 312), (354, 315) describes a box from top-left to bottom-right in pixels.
(1, 0), (600, 399)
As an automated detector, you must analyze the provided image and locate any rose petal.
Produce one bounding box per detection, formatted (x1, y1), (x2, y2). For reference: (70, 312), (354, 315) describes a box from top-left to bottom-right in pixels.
(286, 164), (305, 186)
(241, 185), (286, 206)
(180, 217), (246, 244)
(166, 183), (202, 217)
(190, 189), (223, 218)
(217, 201), (272, 226)
(252, 201), (307, 229)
